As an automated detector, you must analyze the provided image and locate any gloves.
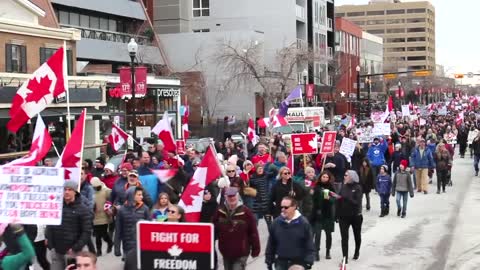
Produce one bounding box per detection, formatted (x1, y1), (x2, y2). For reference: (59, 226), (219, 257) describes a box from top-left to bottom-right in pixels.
(266, 263), (273, 270)
(392, 193), (395, 197)
(304, 263), (312, 269)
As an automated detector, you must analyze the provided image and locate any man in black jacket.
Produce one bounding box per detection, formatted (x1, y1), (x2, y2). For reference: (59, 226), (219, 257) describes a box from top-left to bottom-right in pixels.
(46, 180), (92, 270)
(266, 196), (314, 270)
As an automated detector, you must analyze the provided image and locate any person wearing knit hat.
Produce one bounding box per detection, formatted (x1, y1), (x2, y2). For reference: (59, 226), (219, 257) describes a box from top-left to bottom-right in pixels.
(102, 163), (118, 189)
(92, 157), (106, 178)
(392, 159), (414, 218)
(110, 163), (132, 206)
(376, 165), (392, 218)
(392, 143), (405, 173)
(46, 180), (92, 270)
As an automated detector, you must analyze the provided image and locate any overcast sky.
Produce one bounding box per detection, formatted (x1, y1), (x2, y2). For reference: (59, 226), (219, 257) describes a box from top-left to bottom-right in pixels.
(335, 0), (479, 83)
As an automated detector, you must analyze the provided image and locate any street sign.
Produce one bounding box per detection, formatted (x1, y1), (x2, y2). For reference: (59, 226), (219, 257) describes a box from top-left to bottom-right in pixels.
(414, 70), (431, 77)
(467, 72), (474, 78)
(291, 133), (318, 155)
(384, 73), (397, 79)
(137, 222), (214, 270)
(320, 131), (337, 154)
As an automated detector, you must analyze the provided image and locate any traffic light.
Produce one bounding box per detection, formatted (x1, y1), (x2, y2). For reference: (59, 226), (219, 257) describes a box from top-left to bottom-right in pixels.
(454, 74), (464, 79)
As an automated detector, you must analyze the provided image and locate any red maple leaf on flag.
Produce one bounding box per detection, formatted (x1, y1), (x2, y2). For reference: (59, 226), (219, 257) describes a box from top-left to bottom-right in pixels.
(113, 132), (119, 144)
(64, 168), (72, 180)
(181, 182), (203, 206)
(25, 75), (53, 103)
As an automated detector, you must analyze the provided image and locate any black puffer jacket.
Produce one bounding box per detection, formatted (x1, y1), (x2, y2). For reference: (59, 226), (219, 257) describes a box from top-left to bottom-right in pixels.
(249, 172), (269, 215)
(336, 182), (363, 218)
(114, 187), (150, 256)
(46, 193), (92, 254)
(269, 179), (305, 218)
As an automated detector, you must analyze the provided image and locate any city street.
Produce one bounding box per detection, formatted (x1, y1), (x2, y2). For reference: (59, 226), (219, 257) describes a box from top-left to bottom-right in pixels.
(85, 155), (480, 270)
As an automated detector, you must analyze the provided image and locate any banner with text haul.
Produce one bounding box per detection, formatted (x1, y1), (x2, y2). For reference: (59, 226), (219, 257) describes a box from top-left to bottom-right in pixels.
(0, 166), (64, 225)
(137, 221), (214, 270)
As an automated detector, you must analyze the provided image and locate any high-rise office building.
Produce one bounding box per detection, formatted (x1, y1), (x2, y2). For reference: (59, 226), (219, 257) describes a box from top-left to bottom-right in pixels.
(336, 0), (435, 72)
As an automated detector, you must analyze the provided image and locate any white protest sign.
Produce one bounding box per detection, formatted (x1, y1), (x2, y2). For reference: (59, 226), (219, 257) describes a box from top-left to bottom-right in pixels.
(0, 166), (64, 225)
(339, 138), (357, 158)
(356, 127), (374, 143)
(373, 123), (391, 136)
(438, 106), (447, 116)
(370, 111), (388, 123)
(401, 105), (410, 117)
(419, 118), (426, 126)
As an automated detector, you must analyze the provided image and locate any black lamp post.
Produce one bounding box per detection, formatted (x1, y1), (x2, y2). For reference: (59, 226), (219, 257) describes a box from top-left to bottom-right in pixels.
(366, 76), (371, 117)
(356, 65), (360, 101)
(127, 38), (138, 140)
(302, 68), (308, 106)
(398, 81), (402, 106)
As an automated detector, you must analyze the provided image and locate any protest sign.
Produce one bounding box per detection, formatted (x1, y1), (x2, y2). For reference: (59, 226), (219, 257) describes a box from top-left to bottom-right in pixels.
(339, 138), (357, 159)
(419, 118), (426, 126)
(137, 221), (214, 270)
(291, 133), (318, 155)
(438, 106), (447, 116)
(401, 105), (410, 117)
(370, 111), (388, 123)
(356, 127), (374, 143)
(373, 123), (391, 136)
(0, 166), (64, 225)
(320, 131), (337, 154)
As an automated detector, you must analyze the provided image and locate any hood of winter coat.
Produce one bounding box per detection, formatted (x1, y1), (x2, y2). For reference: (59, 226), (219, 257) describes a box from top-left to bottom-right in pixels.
(125, 186), (137, 207)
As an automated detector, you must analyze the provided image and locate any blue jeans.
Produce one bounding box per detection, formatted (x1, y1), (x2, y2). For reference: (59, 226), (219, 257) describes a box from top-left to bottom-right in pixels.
(474, 154), (480, 172)
(379, 193), (390, 209)
(395, 191), (408, 213)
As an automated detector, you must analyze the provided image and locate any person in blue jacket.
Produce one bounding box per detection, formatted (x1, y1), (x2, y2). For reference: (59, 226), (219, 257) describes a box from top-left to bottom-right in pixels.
(367, 137), (388, 178)
(376, 165), (392, 217)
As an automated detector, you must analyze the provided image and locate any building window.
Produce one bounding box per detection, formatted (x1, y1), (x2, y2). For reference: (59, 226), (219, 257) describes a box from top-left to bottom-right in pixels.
(407, 46), (426, 51)
(386, 9), (405, 15)
(346, 11), (365, 17)
(367, 29), (385, 34)
(39, 48), (74, 75)
(386, 47), (405, 52)
(80, 14), (89, 27)
(367, 20), (385, 25)
(193, 0), (210, 17)
(407, 56), (426, 61)
(335, 13), (345, 17)
(193, 29), (210, 32)
(407, 8), (426, 13)
(407, 37), (426, 42)
(407, 27), (426, 33)
(406, 18), (426, 23)
(386, 19), (404, 24)
(386, 38), (405, 43)
(352, 20), (365, 25)
(5, 44), (27, 73)
(59, 10), (69, 24)
(386, 28), (405, 33)
(367, 10), (385, 16)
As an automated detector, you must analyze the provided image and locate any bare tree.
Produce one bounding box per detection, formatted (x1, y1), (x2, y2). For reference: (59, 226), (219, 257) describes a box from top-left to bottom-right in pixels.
(216, 40), (326, 109)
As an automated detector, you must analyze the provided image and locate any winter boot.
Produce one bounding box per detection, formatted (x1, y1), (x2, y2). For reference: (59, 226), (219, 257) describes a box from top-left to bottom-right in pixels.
(379, 207), (385, 217)
(326, 249), (331, 260)
(353, 250), (360, 260)
(385, 206), (390, 216)
(315, 251), (320, 261)
(401, 212), (406, 218)
(397, 208), (401, 217)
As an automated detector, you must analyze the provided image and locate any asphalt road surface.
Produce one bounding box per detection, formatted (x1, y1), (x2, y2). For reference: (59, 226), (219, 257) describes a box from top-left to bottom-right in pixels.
(34, 155), (480, 270)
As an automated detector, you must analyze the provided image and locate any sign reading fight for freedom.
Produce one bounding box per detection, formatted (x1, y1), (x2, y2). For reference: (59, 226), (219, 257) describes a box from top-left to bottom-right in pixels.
(291, 133), (318, 155)
(137, 222), (214, 270)
(0, 166), (64, 225)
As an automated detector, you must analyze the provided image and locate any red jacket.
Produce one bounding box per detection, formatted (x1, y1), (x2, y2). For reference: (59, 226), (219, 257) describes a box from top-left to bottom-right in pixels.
(251, 154), (272, 165)
(239, 170), (254, 184)
(212, 204), (260, 259)
(101, 174), (118, 189)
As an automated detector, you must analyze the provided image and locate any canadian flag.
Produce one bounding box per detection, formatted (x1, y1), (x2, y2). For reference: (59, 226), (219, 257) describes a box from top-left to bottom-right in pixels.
(178, 145), (223, 222)
(7, 47), (66, 132)
(257, 117), (270, 128)
(4, 115), (52, 166)
(182, 105), (190, 140)
(347, 114), (356, 130)
(56, 109), (86, 183)
(456, 111), (464, 126)
(152, 112), (176, 153)
(247, 117), (258, 146)
(108, 123), (129, 152)
(272, 115), (289, 128)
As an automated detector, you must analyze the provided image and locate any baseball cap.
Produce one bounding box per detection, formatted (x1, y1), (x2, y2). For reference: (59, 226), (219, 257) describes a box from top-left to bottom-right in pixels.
(225, 187), (239, 196)
(128, 170), (139, 177)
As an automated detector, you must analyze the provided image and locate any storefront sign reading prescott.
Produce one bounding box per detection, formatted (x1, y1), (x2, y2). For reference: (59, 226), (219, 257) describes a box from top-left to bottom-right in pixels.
(0, 166), (64, 225)
(137, 221), (214, 270)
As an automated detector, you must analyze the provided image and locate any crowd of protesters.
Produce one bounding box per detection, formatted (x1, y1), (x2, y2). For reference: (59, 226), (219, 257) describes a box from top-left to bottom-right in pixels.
(1, 106), (479, 270)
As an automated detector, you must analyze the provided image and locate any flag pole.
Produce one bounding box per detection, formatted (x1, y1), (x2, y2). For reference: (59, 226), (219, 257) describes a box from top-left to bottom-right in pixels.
(63, 41), (72, 140)
(51, 141), (60, 158)
(77, 108), (87, 191)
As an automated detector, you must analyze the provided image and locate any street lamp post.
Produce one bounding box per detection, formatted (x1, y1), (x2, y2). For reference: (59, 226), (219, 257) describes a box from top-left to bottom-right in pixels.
(302, 68), (308, 106)
(366, 77), (371, 117)
(356, 65), (360, 101)
(398, 81), (402, 105)
(127, 38), (138, 140)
